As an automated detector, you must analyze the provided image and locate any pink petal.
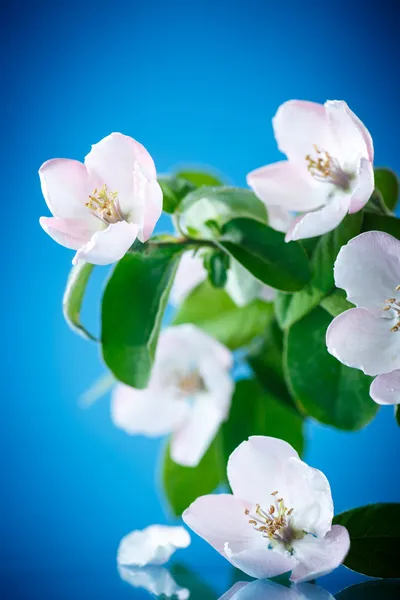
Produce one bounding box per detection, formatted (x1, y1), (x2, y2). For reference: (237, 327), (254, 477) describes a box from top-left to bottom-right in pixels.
(348, 157), (374, 214)
(326, 307), (400, 376)
(225, 543), (297, 580)
(73, 220), (139, 266)
(39, 216), (95, 250)
(39, 158), (100, 222)
(227, 436), (299, 505)
(132, 161), (163, 242)
(272, 100), (332, 165)
(285, 192), (351, 241)
(333, 231), (400, 308)
(370, 371), (400, 405)
(111, 383), (189, 437)
(290, 525), (350, 583)
(247, 161), (324, 212)
(326, 100), (374, 164)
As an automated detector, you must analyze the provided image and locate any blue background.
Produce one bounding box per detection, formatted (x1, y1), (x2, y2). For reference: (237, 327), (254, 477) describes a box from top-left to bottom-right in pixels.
(2, 0), (399, 598)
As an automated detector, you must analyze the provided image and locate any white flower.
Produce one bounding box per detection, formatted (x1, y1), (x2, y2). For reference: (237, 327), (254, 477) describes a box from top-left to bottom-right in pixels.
(370, 370), (400, 405)
(117, 525), (191, 567)
(118, 566), (190, 599)
(183, 436), (349, 583)
(247, 100), (374, 241)
(327, 231), (400, 376)
(111, 324), (233, 467)
(39, 133), (162, 265)
(219, 579), (334, 600)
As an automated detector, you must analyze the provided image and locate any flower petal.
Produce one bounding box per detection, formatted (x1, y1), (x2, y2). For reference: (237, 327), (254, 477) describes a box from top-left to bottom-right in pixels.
(111, 383), (189, 437)
(290, 525), (350, 583)
(326, 100), (373, 165)
(266, 204), (295, 234)
(327, 307), (400, 375)
(39, 158), (99, 222)
(182, 494), (259, 556)
(333, 231), (400, 308)
(272, 100), (332, 165)
(348, 157), (374, 214)
(118, 566), (190, 600)
(225, 542), (297, 580)
(73, 220), (139, 265)
(133, 162), (163, 242)
(39, 216), (94, 250)
(169, 251), (207, 306)
(220, 580), (334, 600)
(227, 436), (299, 505)
(247, 161), (324, 212)
(117, 525), (190, 567)
(285, 193), (351, 242)
(370, 371), (400, 405)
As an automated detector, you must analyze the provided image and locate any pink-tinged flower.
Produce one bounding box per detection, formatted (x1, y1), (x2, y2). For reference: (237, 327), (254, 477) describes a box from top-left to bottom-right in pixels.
(327, 231), (400, 376)
(247, 100), (374, 241)
(118, 566), (190, 599)
(111, 324), (233, 467)
(117, 524), (191, 567)
(183, 436), (349, 583)
(370, 370), (400, 405)
(39, 133), (162, 265)
(219, 579), (334, 600)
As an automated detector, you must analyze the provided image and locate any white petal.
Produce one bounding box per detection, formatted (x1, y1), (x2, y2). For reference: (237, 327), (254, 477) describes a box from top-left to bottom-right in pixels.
(348, 157), (374, 214)
(326, 100), (373, 166)
(247, 161), (325, 212)
(370, 371), (400, 405)
(272, 100), (333, 165)
(111, 383), (189, 437)
(39, 158), (100, 222)
(225, 542), (297, 580)
(290, 525), (350, 583)
(227, 436), (299, 505)
(267, 204), (295, 234)
(226, 258), (265, 307)
(285, 193), (351, 242)
(169, 251), (207, 306)
(39, 216), (95, 250)
(132, 161), (163, 242)
(117, 525), (190, 567)
(219, 580), (334, 600)
(118, 566), (189, 599)
(333, 231), (400, 308)
(73, 220), (139, 265)
(327, 307), (400, 375)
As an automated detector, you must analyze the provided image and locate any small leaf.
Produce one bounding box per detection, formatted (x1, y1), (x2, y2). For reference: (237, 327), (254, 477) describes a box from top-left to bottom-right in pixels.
(175, 169), (224, 188)
(101, 246), (182, 388)
(173, 280), (274, 351)
(63, 261), (96, 341)
(205, 250), (230, 288)
(333, 503), (400, 578)
(161, 438), (223, 517)
(158, 175), (195, 214)
(335, 580), (400, 600)
(374, 167), (399, 211)
(363, 213), (400, 239)
(285, 307), (378, 430)
(321, 288), (354, 317)
(222, 379), (305, 464)
(220, 218), (311, 292)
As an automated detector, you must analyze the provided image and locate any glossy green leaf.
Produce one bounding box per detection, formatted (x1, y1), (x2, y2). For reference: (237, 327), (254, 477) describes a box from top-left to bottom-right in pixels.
(362, 213), (400, 239)
(220, 218), (311, 292)
(171, 564), (218, 600)
(173, 280), (274, 350)
(321, 288), (354, 317)
(285, 307), (379, 430)
(161, 438), (223, 517)
(374, 167), (399, 211)
(275, 287), (324, 330)
(333, 503), (400, 578)
(205, 250), (230, 288)
(175, 169), (224, 188)
(63, 261), (96, 341)
(158, 175), (196, 213)
(395, 405), (400, 427)
(101, 246), (182, 388)
(222, 379), (305, 463)
(336, 580), (400, 600)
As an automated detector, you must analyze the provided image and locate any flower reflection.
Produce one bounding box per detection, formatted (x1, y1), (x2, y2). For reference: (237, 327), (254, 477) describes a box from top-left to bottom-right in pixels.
(118, 565), (190, 599)
(219, 579), (334, 599)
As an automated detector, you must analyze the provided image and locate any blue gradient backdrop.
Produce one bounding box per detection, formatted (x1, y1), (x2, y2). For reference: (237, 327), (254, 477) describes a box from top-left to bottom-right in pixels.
(2, 1), (399, 598)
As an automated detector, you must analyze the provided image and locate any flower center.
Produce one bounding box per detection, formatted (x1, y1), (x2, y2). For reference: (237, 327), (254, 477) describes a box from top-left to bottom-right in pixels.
(382, 285), (400, 332)
(305, 145), (352, 190)
(177, 371), (206, 395)
(86, 184), (125, 225)
(245, 491), (305, 551)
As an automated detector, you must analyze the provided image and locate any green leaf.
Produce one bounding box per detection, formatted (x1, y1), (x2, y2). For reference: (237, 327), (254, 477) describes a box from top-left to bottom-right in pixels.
(336, 580), (400, 600)
(171, 564), (218, 600)
(374, 167), (399, 211)
(177, 186), (267, 237)
(395, 405), (400, 427)
(173, 280), (274, 350)
(158, 175), (196, 213)
(63, 261), (96, 341)
(204, 250), (230, 288)
(321, 288), (354, 317)
(275, 213), (362, 328)
(222, 379), (305, 464)
(101, 246), (182, 388)
(175, 169), (224, 188)
(362, 213), (400, 239)
(333, 503), (400, 578)
(285, 307), (379, 430)
(161, 438), (223, 517)
(220, 218), (311, 292)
